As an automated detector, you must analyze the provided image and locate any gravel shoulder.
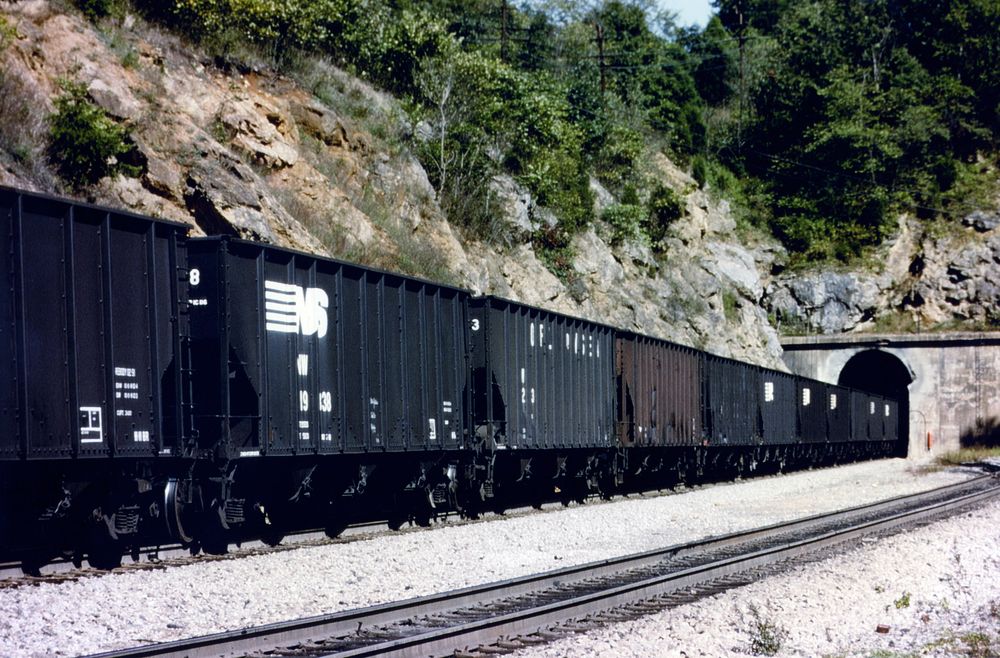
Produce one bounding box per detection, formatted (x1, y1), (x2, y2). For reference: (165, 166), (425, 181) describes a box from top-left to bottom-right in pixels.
(513, 498), (1000, 658)
(0, 459), (980, 657)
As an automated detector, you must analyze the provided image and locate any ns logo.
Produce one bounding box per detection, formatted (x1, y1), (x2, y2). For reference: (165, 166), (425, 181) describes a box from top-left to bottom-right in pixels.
(264, 280), (329, 338)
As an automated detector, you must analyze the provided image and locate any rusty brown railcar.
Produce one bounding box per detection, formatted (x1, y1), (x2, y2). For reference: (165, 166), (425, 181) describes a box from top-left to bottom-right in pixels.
(615, 332), (702, 448)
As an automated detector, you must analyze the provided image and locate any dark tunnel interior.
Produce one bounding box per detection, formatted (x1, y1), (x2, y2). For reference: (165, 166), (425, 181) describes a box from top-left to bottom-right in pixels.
(838, 349), (913, 456)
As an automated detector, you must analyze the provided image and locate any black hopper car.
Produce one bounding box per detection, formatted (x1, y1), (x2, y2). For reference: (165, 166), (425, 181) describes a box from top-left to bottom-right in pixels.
(0, 188), (903, 572)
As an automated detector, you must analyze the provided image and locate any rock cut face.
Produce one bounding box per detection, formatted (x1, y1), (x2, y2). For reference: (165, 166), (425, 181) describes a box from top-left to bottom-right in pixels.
(0, 2), (792, 368)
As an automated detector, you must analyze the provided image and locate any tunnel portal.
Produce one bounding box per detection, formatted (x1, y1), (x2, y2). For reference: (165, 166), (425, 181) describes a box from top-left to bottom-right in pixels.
(838, 349), (913, 456)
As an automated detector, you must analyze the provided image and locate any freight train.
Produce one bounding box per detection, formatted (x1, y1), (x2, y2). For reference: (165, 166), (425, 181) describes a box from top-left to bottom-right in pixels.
(0, 187), (902, 573)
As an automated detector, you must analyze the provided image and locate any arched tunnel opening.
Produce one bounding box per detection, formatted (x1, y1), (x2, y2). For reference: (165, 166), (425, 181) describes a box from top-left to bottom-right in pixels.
(838, 350), (913, 457)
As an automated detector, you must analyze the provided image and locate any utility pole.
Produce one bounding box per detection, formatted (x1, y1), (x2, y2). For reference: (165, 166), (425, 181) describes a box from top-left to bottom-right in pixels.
(594, 20), (607, 96)
(737, 0), (745, 150)
(499, 0), (510, 62)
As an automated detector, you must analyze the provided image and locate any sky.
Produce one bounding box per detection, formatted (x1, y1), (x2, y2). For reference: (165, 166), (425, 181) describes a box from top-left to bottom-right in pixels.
(660, 0), (714, 27)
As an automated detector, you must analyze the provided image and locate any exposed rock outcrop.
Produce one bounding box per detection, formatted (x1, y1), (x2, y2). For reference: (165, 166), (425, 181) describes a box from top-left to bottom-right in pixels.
(764, 206), (1000, 334)
(906, 220), (1000, 325)
(2, 2), (791, 368)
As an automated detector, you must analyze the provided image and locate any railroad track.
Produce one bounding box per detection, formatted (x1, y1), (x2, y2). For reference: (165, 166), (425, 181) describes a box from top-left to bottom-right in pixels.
(83, 473), (1000, 658)
(0, 463), (822, 583)
(0, 520), (391, 585)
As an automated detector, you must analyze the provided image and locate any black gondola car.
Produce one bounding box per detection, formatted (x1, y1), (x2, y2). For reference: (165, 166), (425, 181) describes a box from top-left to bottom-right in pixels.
(183, 237), (469, 540)
(703, 354), (762, 445)
(797, 379), (829, 443)
(0, 187), (187, 565)
(468, 296), (615, 450)
(759, 369), (799, 444)
(468, 296), (616, 503)
(826, 384), (852, 442)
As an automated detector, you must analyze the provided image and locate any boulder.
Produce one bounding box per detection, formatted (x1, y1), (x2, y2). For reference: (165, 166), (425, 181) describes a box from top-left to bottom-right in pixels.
(765, 271), (884, 334)
(218, 97), (298, 169)
(87, 77), (142, 122)
(962, 210), (1000, 233)
(290, 99), (353, 149)
(183, 154), (276, 241)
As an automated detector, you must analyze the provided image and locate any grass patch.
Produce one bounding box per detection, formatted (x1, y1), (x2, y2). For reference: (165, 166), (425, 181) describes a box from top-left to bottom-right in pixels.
(745, 603), (787, 656)
(961, 632), (994, 658)
(303, 139), (453, 284)
(722, 290), (739, 323)
(936, 446), (1000, 466)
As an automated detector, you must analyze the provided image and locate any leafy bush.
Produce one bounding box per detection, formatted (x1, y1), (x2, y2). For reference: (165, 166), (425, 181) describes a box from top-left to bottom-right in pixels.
(602, 203), (644, 246)
(691, 155), (708, 189)
(0, 16), (16, 51)
(532, 225), (576, 282)
(47, 80), (138, 188)
(75, 0), (115, 20)
(161, 0), (452, 90)
(645, 184), (684, 245)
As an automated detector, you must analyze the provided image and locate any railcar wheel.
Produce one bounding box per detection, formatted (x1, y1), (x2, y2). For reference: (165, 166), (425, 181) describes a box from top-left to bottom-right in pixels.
(324, 518), (349, 539)
(85, 513), (122, 570)
(255, 504), (285, 547)
(164, 479), (194, 545)
(387, 510), (407, 531)
(20, 558), (43, 578)
(260, 524), (284, 548)
(324, 502), (351, 539)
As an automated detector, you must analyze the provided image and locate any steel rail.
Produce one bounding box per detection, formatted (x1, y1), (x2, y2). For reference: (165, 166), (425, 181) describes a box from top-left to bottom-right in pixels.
(82, 474), (998, 658)
(3, 460), (916, 579)
(0, 520), (418, 581)
(344, 480), (1000, 658)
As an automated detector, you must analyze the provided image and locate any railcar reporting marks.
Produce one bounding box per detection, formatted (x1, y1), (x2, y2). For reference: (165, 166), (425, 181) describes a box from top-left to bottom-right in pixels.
(264, 280), (329, 338)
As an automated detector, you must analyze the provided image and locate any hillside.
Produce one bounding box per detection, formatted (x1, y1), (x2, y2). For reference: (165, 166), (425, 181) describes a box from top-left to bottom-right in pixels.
(1, 1), (998, 366)
(0, 2), (790, 365)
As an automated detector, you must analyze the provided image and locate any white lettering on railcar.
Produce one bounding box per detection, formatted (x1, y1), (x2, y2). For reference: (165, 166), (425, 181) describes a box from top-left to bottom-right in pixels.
(764, 381), (775, 402)
(299, 390), (309, 412)
(114, 366), (140, 402)
(369, 398), (380, 443)
(429, 418), (437, 441)
(321, 433), (333, 442)
(79, 407), (104, 443)
(297, 354), (309, 376)
(830, 393), (838, 410)
(264, 280), (329, 338)
(133, 430), (150, 442)
(319, 391), (332, 412)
